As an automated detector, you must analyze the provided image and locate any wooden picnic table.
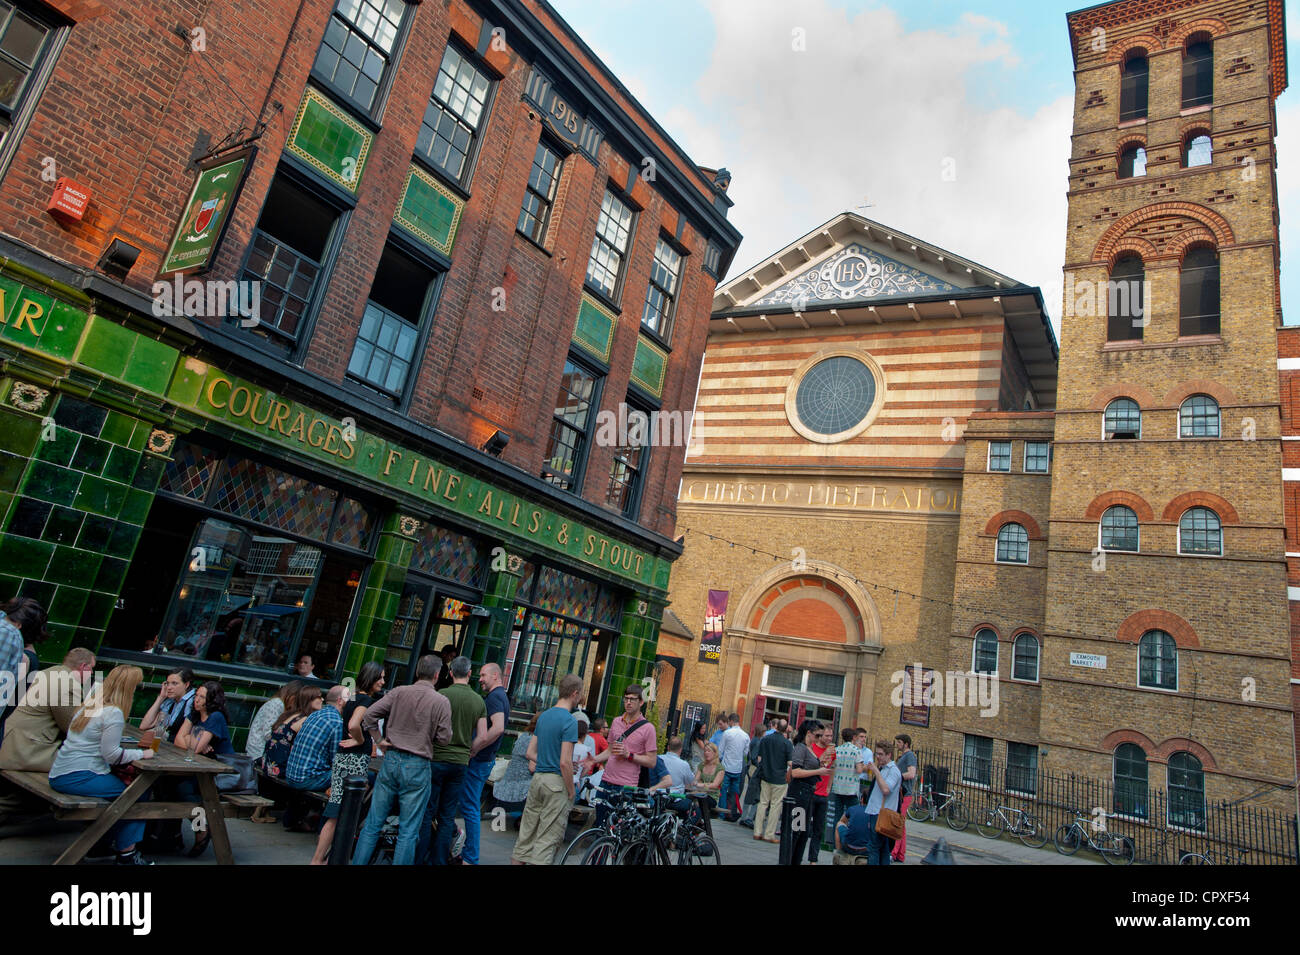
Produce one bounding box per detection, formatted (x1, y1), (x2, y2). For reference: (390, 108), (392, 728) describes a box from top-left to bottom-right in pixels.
(2, 726), (241, 865)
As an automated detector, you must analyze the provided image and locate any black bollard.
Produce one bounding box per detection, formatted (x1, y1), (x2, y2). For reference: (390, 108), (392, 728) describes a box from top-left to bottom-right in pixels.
(778, 795), (796, 866)
(329, 775), (367, 865)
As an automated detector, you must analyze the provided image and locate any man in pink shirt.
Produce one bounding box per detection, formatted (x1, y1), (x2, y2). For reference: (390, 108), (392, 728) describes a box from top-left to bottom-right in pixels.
(584, 684), (657, 824)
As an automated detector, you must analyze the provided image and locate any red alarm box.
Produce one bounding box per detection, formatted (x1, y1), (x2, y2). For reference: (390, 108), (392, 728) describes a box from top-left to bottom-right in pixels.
(47, 177), (91, 222)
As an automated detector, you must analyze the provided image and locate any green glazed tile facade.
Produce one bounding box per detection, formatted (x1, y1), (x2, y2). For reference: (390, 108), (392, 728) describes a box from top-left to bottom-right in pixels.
(630, 336), (668, 399)
(394, 164), (462, 256)
(285, 86), (373, 192)
(572, 294), (616, 363)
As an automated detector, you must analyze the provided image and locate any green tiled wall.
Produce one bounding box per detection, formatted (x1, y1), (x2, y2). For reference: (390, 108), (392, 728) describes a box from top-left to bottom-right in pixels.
(394, 164), (462, 256)
(286, 86), (373, 192)
(630, 336), (668, 399)
(0, 388), (164, 661)
(601, 594), (663, 721)
(344, 513), (415, 675)
(467, 564), (524, 669)
(572, 294), (616, 364)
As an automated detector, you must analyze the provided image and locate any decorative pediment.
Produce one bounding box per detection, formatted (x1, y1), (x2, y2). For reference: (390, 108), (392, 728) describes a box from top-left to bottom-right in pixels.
(750, 243), (959, 309)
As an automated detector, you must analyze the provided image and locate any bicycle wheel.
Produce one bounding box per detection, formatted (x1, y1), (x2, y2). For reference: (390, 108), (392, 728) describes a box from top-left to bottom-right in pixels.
(906, 794), (929, 822)
(1018, 814), (1048, 849)
(683, 834), (722, 865)
(976, 807), (1005, 839)
(944, 798), (969, 831)
(1054, 824), (1081, 855)
(616, 839), (660, 866)
(1103, 835), (1135, 866)
(580, 836), (622, 865)
(1179, 851), (1211, 865)
(559, 828), (606, 865)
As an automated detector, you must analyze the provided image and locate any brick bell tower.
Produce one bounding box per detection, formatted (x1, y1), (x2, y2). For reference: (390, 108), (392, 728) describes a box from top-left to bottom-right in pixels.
(1043, 0), (1295, 817)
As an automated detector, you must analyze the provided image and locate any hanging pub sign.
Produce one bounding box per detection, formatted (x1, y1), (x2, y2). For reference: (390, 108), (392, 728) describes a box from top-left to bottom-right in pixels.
(158, 147), (255, 277)
(899, 664), (936, 728)
(699, 589), (727, 664)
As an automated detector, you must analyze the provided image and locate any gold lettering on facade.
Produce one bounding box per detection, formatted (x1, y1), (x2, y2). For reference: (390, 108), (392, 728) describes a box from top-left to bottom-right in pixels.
(205, 376), (232, 409)
(443, 474), (460, 501)
(12, 299), (44, 335)
(284, 412), (306, 442)
(382, 450), (402, 476)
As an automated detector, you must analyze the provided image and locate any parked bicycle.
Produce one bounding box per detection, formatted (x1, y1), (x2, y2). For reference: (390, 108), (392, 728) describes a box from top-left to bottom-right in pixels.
(905, 781), (969, 831)
(1179, 843), (1250, 865)
(1054, 809), (1135, 865)
(559, 784), (652, 864)
(975, 802), (1048, 847)
(612, 790), (722, 865)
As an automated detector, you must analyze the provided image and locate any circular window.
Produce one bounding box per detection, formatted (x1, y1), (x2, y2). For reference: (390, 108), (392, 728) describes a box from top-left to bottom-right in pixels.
(786, 350), (885, 443)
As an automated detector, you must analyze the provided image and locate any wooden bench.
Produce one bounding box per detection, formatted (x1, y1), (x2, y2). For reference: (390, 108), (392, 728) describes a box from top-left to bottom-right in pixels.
(2, 770), (272, 820)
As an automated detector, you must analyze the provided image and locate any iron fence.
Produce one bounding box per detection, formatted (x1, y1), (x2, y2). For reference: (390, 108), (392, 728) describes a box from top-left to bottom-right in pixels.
(912, 745), (1298, 865)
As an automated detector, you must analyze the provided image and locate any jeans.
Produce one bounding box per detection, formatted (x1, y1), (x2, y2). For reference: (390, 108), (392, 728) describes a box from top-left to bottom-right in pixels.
(458, 758), (494, 865)
(830, 791), (860, 828)
(416, 761), (467, 865)
(351, 750), (431, 866)
(289, 768), (332, 792)
(808, 794), (829, 863)
(720, 771), (745, 818)
(50, 771), (149, 851)
(863, 812), (893, 865)
(837, 824), (871, 856)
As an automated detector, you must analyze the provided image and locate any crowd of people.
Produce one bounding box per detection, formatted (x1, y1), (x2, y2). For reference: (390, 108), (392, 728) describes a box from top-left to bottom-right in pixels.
(2, 594), (918, 865)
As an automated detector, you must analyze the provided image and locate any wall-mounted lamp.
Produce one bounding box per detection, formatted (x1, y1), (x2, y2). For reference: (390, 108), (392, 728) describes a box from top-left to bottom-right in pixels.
(98, 237), (141, 280)
(482, 429), (510, 456)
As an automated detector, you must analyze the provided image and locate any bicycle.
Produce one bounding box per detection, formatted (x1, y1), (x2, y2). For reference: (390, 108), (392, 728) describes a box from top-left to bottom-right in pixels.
(1054, 809), (1135, 865)
(975, 802), (1048, 848)
(559, 785), (655, 864)
(614, 791), (722, 865)
(1178, 843), (1250, 865)
(905, 781), (969, 831)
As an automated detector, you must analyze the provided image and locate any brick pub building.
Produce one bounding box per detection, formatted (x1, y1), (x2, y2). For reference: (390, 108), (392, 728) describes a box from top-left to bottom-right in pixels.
(0, 0), (741, 728)
(664, 0), (1299, 833)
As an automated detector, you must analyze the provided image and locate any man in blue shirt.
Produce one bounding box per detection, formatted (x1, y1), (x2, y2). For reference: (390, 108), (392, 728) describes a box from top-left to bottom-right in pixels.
(511, 674), (583, 865)
(460, 662), (510, 864)
(287, 685), (346, 791)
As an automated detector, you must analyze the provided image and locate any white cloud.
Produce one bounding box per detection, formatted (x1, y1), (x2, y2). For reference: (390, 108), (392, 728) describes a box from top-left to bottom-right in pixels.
(671, 0), (1072, 336)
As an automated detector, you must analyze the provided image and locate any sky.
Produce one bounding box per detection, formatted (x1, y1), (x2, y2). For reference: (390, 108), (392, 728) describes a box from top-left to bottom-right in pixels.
(549, 0), (1299, 339)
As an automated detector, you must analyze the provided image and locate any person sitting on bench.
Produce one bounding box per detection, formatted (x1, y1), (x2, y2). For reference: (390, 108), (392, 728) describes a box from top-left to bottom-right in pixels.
(835, 801), (873, 858)
(286, 685), (347, 794)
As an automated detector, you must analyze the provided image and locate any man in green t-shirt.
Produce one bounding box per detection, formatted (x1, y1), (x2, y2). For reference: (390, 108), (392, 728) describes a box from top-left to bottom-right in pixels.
(416, 655), (487, 864)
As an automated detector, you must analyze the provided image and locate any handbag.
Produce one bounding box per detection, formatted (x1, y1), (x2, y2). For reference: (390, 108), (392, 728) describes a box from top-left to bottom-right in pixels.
(488, 755), (510, 785)
(874, 766), (905, 840)
(213, 752), (257, 793)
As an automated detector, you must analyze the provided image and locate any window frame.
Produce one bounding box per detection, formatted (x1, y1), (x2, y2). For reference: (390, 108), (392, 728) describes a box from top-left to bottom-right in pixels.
(414, 40), (498, 192)
(1177, 506), (1223, 556)
(603, 394), (652, 520)
(1182, 132), (1213, 169)
(584, 186), (638, 306)
(309, 0), (413, 122)
(1005, 741), (1038, 797)
(987, 440), (1012, 473)
(236, 163), (353, 360)
(995, 523), (1029, 565)
(1117, 143), (1147, 179)
(1103, 397), (1142, 440)
(1166, 751), (1207, 832)
(0, 1), (67, 183)
(1179, 246), (1221, 337)
(516, 135), (565, 247)
(1099, 504), (1140, 553)
(1181, 39), (1214, 110)
(972, 628), (999, 675)
(640, 233), (685, 345)
(343, 233), (446, 409)
(541, 352), (606, 494)
(1178, 394), (1221, 438)
(1023, 441), (1051, 474)
(1137, 629), (1178, 692)
(1119, 52), (1150, 122)
(961, 734), (994, 787)
(1113, 743), (1149, 820)
(1107, 253), (1146, 342)
(1011, 633), (1039, 683)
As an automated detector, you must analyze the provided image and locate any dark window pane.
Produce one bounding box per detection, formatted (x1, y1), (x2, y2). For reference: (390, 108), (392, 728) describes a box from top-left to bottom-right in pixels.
(1179, 247), (1219, 336)
(1119, 54), (1148, 121)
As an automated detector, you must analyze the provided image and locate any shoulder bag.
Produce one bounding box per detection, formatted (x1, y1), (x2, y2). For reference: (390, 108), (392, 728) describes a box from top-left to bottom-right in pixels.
(874, 765), (905, 841)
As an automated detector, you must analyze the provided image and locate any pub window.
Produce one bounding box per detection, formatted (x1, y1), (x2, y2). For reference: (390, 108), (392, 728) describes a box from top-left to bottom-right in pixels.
(346, 242), (439, 400)
(1178, 507), (1222, 556)
(1113, 743), (1149, 819)
(1138, 629), (1178, 690)
(586, 188), (635, 302)
(972, 628), (998, 674)
(1119, 52), (1149, 122)
(605, 397), (649, 518)
(987, 440), (1012, 472)
(239, 172), (344, 354)
(0, 0), (57, 155)
(1183, 132), (1212, 168)
(1012, 633), (1039, 682)
(1182, 39), (1213, 109)
(1107, 253), (1145, 342)
(312, 0), (409, 117)
(1006, 742), (1037, 796)
(1099, 505), (1139, 552)
(1179, 394), (1221, 438)
(1179, 247), (1220, 336)
(995, 523), (1029, 564)
(1117, 143), (1147, 179)
(517, 138), (563, 244)
(1024, 441), (1051, 473)
(416, 43), (493, 187)
(1167, 752), (1206, 831)
(1103, 397), (1141, 439)
(962, 734), (993, 787)
(543, 355), (602, 492)
(642, 236), (683, 342)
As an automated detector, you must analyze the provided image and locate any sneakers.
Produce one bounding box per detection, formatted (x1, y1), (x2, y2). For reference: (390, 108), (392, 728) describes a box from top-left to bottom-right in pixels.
(115, 848), (154, 866)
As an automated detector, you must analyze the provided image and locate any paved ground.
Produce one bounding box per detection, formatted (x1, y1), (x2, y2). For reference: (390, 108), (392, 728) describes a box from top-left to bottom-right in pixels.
(1, 808), (1100, 865)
